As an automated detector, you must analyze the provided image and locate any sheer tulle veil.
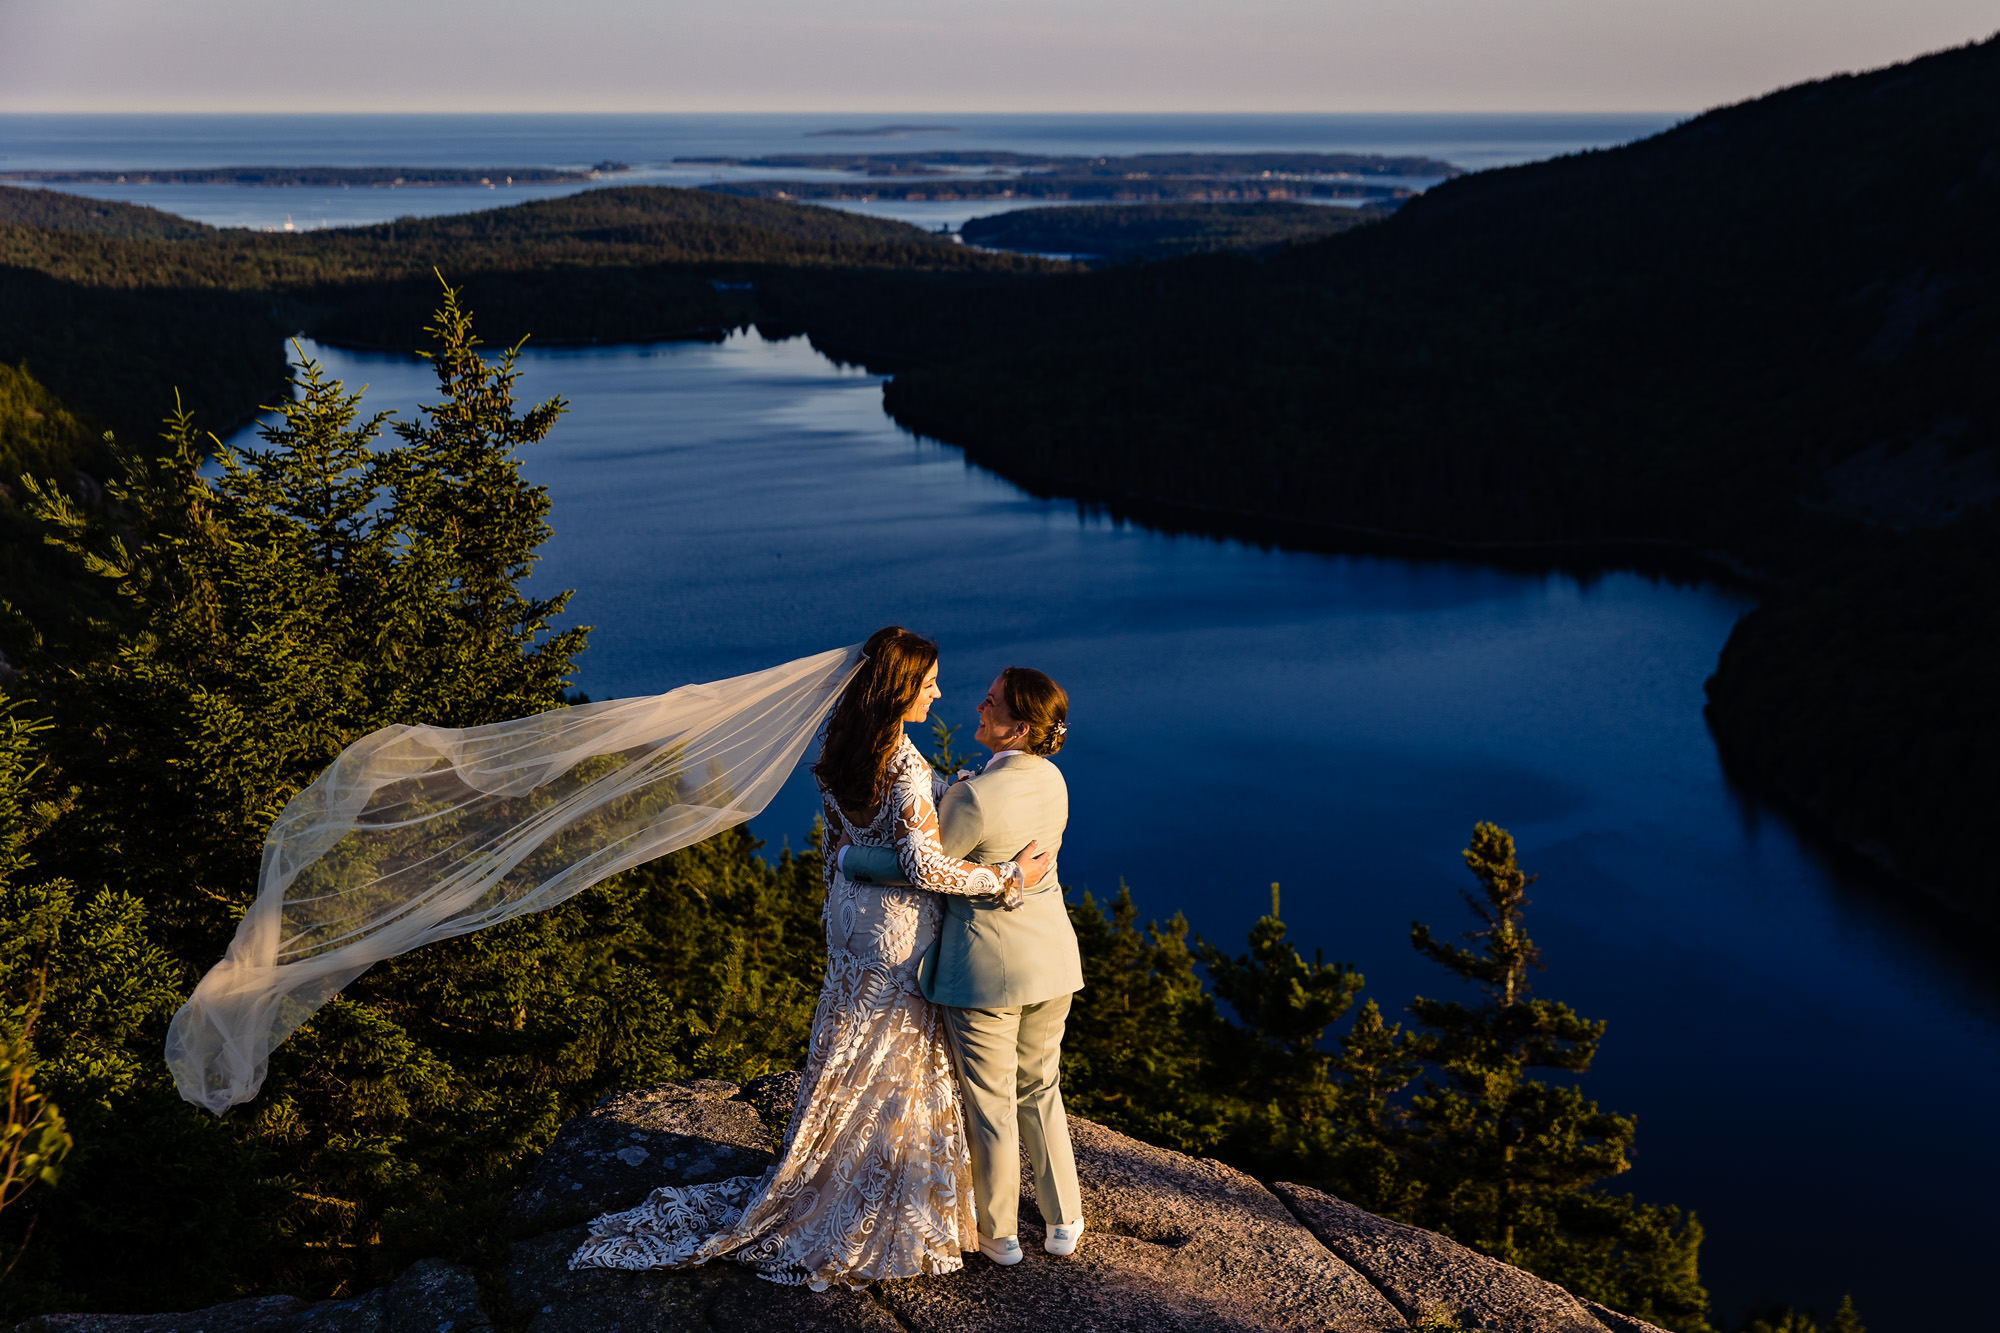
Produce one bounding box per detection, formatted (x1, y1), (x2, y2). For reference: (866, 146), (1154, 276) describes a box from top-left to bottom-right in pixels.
(166, 643), (866, 1114)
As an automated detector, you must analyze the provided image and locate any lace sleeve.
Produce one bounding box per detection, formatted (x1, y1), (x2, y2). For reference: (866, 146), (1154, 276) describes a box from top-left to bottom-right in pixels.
(819, 787), (845, 903)
(890, 748), (1022, 909)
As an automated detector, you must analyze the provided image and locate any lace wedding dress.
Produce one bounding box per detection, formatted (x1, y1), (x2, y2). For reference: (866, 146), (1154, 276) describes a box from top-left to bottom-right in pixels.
(570, 734), (1020, 1289)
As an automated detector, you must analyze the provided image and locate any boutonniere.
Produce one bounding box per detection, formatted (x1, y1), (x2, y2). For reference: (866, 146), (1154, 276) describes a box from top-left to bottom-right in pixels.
(950, 768), (977, 785)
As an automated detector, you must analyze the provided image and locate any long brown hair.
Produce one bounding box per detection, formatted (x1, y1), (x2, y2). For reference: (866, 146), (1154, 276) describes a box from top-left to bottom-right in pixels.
(1000, 667), (1069, 756)
(814, 626), (938, 820)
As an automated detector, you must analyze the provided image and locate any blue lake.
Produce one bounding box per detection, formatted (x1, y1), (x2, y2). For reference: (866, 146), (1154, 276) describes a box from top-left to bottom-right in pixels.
(228, 332), (2000, 1331)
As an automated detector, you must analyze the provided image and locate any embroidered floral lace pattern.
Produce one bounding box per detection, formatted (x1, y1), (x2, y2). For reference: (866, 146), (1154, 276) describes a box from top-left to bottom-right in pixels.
(569, 735), (1011, 1289)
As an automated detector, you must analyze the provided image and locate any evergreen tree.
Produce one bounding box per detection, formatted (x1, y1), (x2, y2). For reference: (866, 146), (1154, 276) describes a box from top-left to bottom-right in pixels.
(382, 280), (583, 725)
(1738, 1295), (1865, 1333)
(621, 823), (831, 1084)
(1197, 882), (1368, 1178)
(1204, 884), (1365, 1061)
(1403, 824), (1712, 1331)
(0, 705), (75, 1230)
(0, 694), (202, 1308)
(1062, 884), (1231, 1154)
(0, 284), (823, 1315)
(1322, 998), (1422, 1215)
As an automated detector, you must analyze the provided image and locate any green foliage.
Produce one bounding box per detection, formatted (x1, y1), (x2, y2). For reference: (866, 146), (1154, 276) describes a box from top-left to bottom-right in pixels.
(1061, 884), (1232, 1155)
(0, 363), (98, 493)
(0, 1010), (72, 1216)
(1400, 825), (1710, 1330)
(926, 719), (973, 777)
(0, 364), (114, 643)
(0, 183), (1031, 297)
(0, 707), (76, 1232)
(0, 190), (211, 240)
(1063, 827), (1713, 1331)
(1739, 1295), (1866, 1333)
(0, 182), (1065, 446)
(1191, 883), (1382, 1184)
(0, 287), (832, 1316)
(1410, 1307), (1472, 1333)
(1205, 882), (1364, 1060)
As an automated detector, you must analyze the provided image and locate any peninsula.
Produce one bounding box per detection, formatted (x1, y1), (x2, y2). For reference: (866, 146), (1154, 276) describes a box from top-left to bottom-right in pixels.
(682, 150), (1453, 204)
(0, 165), (611, 188)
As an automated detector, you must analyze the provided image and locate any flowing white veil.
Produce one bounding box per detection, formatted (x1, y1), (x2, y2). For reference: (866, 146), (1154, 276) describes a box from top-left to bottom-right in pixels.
(166, 643), (865, 1114)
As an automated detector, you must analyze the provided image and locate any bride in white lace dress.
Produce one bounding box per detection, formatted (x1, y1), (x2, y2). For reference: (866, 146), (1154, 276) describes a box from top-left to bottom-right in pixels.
(570, 627), (1050, 1290)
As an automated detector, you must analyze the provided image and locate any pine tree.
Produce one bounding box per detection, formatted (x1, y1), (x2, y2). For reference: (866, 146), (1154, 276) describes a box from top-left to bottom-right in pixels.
(1739, 1295), (1866, 1333)
(381, 278), (584, 726)
(1204, 884), (1365, 1062)
(1322, 998), (1422, 1215)
(0, 706), (75, 1228)
(1196, 883), (1369, 1179)
(1403, 824), (1712, 1332)
(1062, 883), (1231, 1154)
(0, 694), (205, 1310)
(3, 285), (817, 1314)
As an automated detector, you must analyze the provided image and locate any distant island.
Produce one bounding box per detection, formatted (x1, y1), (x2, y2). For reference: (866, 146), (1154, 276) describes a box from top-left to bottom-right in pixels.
(681, 149), (1458, 177)
(805, 124), (961, 137)
(678, 150), (1452, 205)
(5, 38), (1990, 939)
(0, 166), (611, 188)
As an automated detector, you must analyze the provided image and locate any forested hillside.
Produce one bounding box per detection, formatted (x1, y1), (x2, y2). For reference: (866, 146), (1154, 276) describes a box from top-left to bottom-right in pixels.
(0, 184), (1067, 440)
(961, 201), (1384, 264)
(876, 34), (2000, 921)
(0, 288), (1718, 1330)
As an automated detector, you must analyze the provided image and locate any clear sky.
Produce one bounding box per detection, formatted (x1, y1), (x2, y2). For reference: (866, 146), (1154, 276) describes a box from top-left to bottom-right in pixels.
(0, 0), (1992, 114)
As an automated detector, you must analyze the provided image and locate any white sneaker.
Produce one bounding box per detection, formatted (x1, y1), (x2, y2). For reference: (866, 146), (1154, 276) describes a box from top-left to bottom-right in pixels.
(1044, 1218), (1086, 1256)
(978, 1235), (1023, 1266)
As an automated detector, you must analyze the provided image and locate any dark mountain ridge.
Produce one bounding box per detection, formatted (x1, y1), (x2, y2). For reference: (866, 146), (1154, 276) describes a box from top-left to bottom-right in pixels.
(3, 40), (1993, 920)
(960, 201), (1389, 265)
(870, 33), (2000, 921)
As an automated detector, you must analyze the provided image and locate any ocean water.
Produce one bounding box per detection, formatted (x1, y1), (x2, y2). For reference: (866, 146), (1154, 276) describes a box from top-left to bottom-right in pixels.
(223, 333), (1999, 1332)
(0, 111), (1680, 231)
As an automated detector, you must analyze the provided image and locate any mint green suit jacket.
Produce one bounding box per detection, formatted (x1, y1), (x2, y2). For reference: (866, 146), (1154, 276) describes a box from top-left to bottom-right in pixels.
(842, 751), (1084, 1009)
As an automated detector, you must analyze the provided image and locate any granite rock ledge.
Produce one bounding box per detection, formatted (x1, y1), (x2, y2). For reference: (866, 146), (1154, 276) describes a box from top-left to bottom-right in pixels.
(13, 1078), (1672, 1333)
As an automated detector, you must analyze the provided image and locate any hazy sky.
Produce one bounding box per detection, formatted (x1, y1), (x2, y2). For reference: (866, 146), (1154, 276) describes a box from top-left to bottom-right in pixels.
(1, 0), (1993, 114)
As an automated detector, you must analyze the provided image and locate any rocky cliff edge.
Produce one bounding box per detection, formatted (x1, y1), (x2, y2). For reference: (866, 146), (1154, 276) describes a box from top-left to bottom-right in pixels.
(12, 1077), (1670, 1333)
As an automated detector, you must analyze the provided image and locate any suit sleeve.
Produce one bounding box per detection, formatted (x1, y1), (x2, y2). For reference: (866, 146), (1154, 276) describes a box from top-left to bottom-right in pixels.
(937, 781), (985, 861)
(841, 842), (903, 884)
(842, 779), (986, 881)
(888, 751), (1018, 905)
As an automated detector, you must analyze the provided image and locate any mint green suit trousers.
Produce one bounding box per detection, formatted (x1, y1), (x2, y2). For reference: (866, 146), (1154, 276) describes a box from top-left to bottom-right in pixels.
(941, 994), (1083, 1241)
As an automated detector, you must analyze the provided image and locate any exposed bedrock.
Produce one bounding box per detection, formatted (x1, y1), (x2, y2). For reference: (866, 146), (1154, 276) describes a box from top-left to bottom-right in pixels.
(14, 1078), (1669, 1333)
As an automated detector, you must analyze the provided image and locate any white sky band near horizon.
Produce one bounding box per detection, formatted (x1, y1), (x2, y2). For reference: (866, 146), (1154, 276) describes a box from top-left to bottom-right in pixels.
(0, 0), (1994, 114)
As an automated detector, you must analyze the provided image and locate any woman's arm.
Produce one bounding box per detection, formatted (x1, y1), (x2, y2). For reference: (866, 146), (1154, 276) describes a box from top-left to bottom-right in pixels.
(819, 789), (847, 900)
(890, 757), (1023, 909)
(841, 783), (985, 884)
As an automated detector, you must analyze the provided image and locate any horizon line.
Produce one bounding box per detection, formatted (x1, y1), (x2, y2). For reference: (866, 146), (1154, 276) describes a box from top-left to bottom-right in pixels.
(0, 108), (1695, 118)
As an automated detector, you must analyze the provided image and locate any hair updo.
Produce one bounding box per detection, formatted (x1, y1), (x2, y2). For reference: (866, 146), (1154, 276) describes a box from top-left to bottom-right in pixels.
(815, 626), (939, 821)
(1000, 667), (1069, 756)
